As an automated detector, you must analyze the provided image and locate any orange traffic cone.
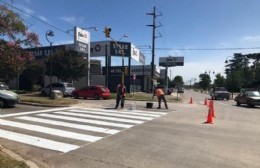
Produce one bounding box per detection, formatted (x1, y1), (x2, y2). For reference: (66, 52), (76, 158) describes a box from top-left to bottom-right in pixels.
(205, 107), (213, 124)
(209, 100), (213, 108)
(189, 97), (193, 104)
(212, 106), (216, 118)
(204, 98), (208, 105)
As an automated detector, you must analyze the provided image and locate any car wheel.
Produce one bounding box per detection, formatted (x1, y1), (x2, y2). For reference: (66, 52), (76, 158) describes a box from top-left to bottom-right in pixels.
(74, 93), (79, 99)
(41, 91), (47, 96)
(0, 98), (6, 108)
(247, 101), (255, 107)
(94, 94), (100, 100)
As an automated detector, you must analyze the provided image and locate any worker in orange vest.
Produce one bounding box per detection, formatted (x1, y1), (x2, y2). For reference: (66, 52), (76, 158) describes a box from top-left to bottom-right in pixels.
(153, 87), (168, 109)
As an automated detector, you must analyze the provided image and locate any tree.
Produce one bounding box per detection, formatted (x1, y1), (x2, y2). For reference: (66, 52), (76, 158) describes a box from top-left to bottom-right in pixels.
(0, 5), (39, 83)
(199, 73), (211, 90)
(45, 50), (87, 82)
(173, 75), (184, 86)
(214, 73), (225, 87)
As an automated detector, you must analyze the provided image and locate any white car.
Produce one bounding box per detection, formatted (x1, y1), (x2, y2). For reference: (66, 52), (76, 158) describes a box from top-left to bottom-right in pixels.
(41, 82), (75, 97)
(0, 89), (20, 107)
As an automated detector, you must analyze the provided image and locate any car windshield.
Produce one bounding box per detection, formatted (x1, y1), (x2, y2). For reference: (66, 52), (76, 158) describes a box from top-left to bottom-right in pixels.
(65, 83), (74, 87)
(247, 91), (260, 97)
(215, 87), (226, 91)
(101, 87), (109, 91)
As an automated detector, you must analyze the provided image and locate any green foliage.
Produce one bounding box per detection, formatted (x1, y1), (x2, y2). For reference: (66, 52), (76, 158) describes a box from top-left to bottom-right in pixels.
(0, 4), (39, 83)
(45, 50), (87, 82)
(173, 75), (184, 86)
(225, 53), (260, 90)
(214, 73), (225, 87)
(20, 60), (44, 90)
(199, 73), (211, 90)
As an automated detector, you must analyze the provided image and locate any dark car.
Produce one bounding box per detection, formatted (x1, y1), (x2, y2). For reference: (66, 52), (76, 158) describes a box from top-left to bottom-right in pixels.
(210, 87), (230, 100)
(72, 85), (111, 100)
(0, 89), (20, 108)
(234, 90), (260, 107)
(41, 82), (75, 96)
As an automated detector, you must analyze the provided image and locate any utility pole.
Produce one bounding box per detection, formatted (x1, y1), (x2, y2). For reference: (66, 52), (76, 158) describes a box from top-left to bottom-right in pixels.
(146, 6), (162, 91)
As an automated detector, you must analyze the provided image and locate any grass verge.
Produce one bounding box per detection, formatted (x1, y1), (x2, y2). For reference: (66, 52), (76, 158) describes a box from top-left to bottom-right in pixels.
(0, 151), (29, 168)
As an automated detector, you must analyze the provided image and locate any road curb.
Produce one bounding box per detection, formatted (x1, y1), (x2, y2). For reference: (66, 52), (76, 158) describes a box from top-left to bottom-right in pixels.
(0, 144), (39, 168)
(19, 102), (72, 108)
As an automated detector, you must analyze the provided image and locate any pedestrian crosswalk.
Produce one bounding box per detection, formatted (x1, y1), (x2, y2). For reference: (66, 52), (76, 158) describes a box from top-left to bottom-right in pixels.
(0, 107), (167, 153)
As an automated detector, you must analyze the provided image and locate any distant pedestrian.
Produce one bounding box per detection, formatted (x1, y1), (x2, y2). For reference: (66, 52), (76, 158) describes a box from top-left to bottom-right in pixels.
(115, 84), (126, 109)
(153, 87), (168, 109)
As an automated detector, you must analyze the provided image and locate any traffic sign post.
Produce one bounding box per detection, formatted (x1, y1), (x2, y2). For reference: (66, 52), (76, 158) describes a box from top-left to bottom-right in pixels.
(133, 74), (136, 96)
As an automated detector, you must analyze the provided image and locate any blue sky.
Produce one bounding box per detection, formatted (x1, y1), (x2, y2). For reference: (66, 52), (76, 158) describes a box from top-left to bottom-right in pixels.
(2, 0), (260, 83)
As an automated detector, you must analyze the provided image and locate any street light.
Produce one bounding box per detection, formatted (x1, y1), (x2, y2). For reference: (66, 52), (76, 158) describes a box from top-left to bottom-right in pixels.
(119, 34), (128, 41)
(204, 69), (215, 84)
(45, 30), (54, 97)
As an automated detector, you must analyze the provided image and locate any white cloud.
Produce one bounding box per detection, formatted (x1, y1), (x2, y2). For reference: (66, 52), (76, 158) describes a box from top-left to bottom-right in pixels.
(16, 4), (34, 15)
(38, 15), (47, 22)
(241, 35), (260, 43)
(60, 16), (85, 25)
(61, 16), (76, 24)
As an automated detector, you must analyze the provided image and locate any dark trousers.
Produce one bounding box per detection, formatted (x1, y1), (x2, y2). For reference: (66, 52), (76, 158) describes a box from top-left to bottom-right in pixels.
(115, 95), (125, 108)
(158, 95), (168, 108)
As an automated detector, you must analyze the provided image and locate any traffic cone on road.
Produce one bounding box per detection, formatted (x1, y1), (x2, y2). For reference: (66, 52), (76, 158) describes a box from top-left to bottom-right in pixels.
(209, 100), (213, 108)
(205, 107), (213, 124)
(212, 106), (216, 118)
(204, 98), (208, 105)
(189, 97), (193, 104)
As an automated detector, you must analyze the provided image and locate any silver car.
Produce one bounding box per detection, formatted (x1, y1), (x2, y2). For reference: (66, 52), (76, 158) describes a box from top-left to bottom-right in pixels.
(41, 82), (75, 96)
(0, 89), (20, 107)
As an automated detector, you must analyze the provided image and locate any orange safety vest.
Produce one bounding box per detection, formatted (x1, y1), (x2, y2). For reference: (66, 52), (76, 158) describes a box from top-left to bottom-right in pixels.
(155, 88), (164, 97)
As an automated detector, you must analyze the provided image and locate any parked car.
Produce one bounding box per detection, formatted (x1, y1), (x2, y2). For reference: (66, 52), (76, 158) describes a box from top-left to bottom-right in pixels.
(234, 90), (260, 107)
(72, 85), (111, 100)
(210, 87), (230, 100)
(0, 82), (9, 90)
(0, 89), (20, 107)
(177, 88), (184, 93)
(41, 82), (75, 96)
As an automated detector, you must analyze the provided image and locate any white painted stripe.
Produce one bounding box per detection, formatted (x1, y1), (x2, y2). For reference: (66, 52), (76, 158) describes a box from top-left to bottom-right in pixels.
(69, 109), (154, 120)
(74, 108), (164, 117)
(0, 119), (102, 142)
(37, 113), (133, 128)
(55, 111), (144, 124)
(0, 129), (79, 153)
(16, 116), (120, 135)
(89, 108), (167, 115)
(1, 107), (74, 118)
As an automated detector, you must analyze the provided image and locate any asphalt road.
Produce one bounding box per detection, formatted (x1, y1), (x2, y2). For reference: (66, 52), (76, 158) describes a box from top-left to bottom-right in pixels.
(0, 90), (259, 168)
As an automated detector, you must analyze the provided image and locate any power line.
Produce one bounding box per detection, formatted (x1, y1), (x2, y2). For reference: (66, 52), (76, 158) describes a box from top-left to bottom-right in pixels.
(155, 47), (260, 51)
(0, 0), (70, 36)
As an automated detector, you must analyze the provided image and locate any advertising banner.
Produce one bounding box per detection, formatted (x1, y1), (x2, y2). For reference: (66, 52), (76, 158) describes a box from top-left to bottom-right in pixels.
(159, 56), (184, 67)
(110, 41), (131, 57)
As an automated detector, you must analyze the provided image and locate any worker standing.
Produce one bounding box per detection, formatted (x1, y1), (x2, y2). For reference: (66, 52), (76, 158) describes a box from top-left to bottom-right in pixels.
(115, 84), (126, 109)
(153, 87), (168, 109)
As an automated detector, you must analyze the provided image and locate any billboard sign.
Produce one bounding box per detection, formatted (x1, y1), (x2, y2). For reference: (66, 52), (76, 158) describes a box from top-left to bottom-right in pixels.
(131, 44), (140, 62)
(74, 27), (90, 44)
(90, 41), (110, 57)
(110, 41), (131, 56)
(159, 56), (184, 67)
